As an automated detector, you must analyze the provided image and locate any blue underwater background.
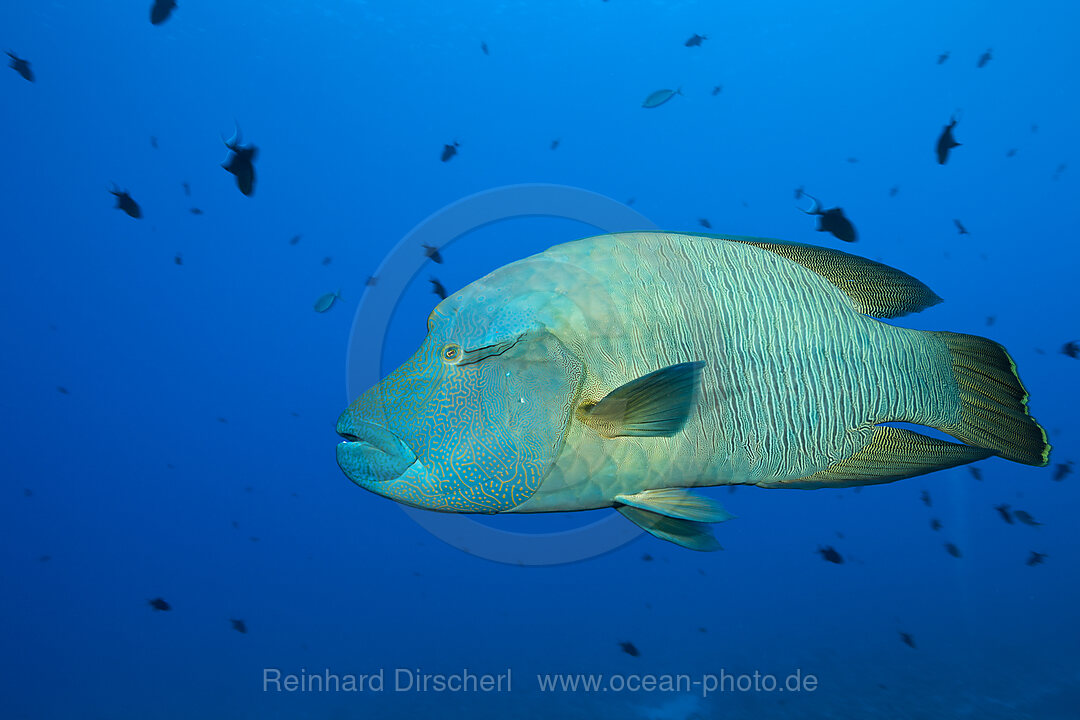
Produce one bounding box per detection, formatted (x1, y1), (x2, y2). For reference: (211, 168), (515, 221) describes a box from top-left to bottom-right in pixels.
(2, 1), (1079, 718)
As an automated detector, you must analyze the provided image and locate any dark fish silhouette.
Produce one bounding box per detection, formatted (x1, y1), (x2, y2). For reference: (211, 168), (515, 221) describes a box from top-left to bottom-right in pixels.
(995, 504), (1013, 524)
(642, 88), (682, 108)
(797, 192), (857, 242)
(641, 553), (653, 562)
(817, 545), (843, 564)
(189, 207), (203, 215)
(944, 542), (962, 558)
(221, 124), (257, 196)
(430, 277), (448, 300)
(24, 488), (33, 497)
(230, 618), (247, 633)
(619, 641), (640, 657)
(550, 138), (560, 150)
(1053, 461), (1073, 482)
(1013, 510), (1040, 526)
(1006, 148), (1017, 158)
(889, 186), (900, 197)
(954, 219), (969, 235)
(182, 181), (191, 196)
(150, 136), (159, 149)
(930, 518), (943, 531)
(149, 597), (171, 611)
(899, 632), (916, 649)
(986, 316), (995, 326)
(110, 186), (142, 219)
(366, 276), (378, 286)
(480, 42), (489, 56)
(1052, 163), (1066, 181)
(321, 256), (332, 266)
(698, 218), (711, 229)
(289, 234), (301, 245)
(6, 51), (34, 82)
(1026, 551), (1047, 567)
(711, 85), (723, 95)
(684, 34), (707, 47)
(150, 0), (177, 25)
(441, 141), (460, 162)
(423, 244), (443, 263)
(937, 51), (950, 65)
(57, 386), (69, 395)
(977, 48), (993, 68)
(968, 466), (982, 481)
(936, 116), (961, 165)
(846, 157), (859, 164)
(921, 490), (932, 507)
(174, 254), (182, 265)
(1061, 341), (1079, 358)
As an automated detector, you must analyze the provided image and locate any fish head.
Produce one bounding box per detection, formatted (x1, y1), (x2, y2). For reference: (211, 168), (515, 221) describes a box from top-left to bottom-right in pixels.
(337, 260), (594, 513)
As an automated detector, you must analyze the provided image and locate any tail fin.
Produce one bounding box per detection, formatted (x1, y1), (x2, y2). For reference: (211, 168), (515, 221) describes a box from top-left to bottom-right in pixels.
(933, 331), (1050, 466)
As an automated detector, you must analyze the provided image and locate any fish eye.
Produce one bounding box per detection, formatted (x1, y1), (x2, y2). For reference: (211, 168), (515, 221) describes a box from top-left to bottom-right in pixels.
(442, 344), (461, 362)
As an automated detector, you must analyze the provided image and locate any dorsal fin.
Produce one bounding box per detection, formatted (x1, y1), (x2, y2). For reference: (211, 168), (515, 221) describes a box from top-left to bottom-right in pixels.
(716, 235), (943, 319)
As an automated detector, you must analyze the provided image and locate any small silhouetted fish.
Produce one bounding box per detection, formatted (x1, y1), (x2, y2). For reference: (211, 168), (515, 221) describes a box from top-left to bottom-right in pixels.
(366, 276), (377, 286)
(480, 41), (489, 56)
(423, 244), (443, 263)
(217, 417), (228, 424)
(174, 253), (182, 265)
(222, 124), (257, 196)
(954, 219), (969, 235)
(921, 490), (931, 507)
(1061, 341), (1079, 358)
(1006, 148), (1017, 157)
(1026, 551), (1047, 567)
(698, 627), (707, 633)
(550, 138), (560, 150)
(230, 618), (247, 634)
(936, 116), (961, 165)
(711, 85), (723, 96)
(23, 488), (33, 497)
(6, 51), (34, 82)
(150, 136), (158, 149)
(995, 504), (1013, 523)
(441, 141), (460, 162)
(846, 157), (859, 164)
(1013, 510), (1040, 526)
(968, 466), (982, 481)
(698, 218), (711, 229)
(430, 277), (448, 300)
(817, 545), (843, 564)
(986, 316), (995, 326)
(619, 641), (640, 657)
(641, 553), (653, 562)
(182, 182), (191, 196)
(1052, 163), (1066, 181)
(321, 256), (332, 266)
(149, 597), (171, 611)
(1053, 461), (1073, 482)
(150, 0), (177, 25)
(944, 542), (962, 558)
(57, 386), (69, 395)
(110, 186), (142, 219)
(313, 291), (341, 313)
(39, 554), (51, 562)
(797, 192), (857, 242)
(189, 207), (203, 215)
(642, 88), (682, 108)
(977, 48), (993, 68)
(930, 518), (943, 531)
(289, 234), (301, 245)
(899, 632), (916, 649)
(684, 34), (707, 47)
(937, 51), (949, 65)
(889, 186), (899, 197)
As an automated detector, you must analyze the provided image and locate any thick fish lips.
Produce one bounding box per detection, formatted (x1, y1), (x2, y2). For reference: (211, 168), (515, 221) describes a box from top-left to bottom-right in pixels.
(335, 417), (418, 489)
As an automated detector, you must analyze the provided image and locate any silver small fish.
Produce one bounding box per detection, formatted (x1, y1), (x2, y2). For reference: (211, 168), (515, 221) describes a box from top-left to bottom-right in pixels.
(313, 291), (341, 313)
(642, 88), (682, 109)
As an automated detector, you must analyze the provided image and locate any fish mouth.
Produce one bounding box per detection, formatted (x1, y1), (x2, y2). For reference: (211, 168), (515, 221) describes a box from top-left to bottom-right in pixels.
(335, 418), (417, 486)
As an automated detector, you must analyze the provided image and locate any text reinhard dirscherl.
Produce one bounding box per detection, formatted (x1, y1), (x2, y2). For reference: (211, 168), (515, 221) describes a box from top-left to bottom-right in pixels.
(262, 668), (819, 698)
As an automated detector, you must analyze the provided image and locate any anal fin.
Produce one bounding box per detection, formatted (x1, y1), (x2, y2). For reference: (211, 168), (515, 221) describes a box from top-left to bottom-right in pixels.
(763, 426), (994, 489)
(615, 505), (722, 551)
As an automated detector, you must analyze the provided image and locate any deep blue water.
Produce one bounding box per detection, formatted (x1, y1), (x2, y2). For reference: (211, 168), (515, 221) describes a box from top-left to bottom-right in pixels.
(2, 1), (1078, 718)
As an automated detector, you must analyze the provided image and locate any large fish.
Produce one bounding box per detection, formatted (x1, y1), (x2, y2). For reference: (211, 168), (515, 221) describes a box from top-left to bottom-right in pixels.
(336, 232), (1050, 550)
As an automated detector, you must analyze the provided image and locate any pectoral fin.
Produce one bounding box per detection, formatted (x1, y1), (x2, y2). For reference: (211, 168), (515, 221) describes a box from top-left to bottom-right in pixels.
(616, 505), (722, 551)
(575, 361), (705, 438)
(615, 488), (734, 523)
